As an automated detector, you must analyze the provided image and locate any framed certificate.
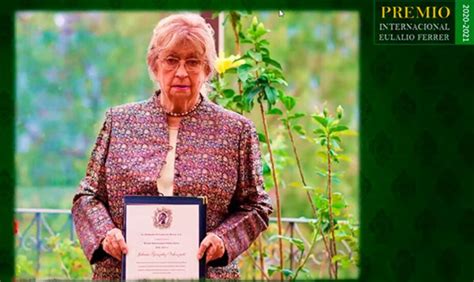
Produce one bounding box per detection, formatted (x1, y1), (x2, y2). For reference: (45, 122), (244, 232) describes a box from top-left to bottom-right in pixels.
(121, 196), (207, 280)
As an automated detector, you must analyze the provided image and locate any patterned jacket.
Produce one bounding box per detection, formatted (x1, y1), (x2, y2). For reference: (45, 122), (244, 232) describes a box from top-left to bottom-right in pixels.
(71, 92), (273, 279)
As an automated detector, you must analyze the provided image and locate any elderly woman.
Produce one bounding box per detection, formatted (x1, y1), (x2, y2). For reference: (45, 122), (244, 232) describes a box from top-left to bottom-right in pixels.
(72, 13), (272, 280)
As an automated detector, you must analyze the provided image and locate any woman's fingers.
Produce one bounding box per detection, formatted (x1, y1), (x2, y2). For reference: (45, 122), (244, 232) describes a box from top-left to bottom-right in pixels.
(109, 237), (122, 260)
(111, 230), (128, 255)
(205, 244), (218, 263)
(197, 238), (210, 260)
(103, 228), (128, 261)
(197, 233), (225, 263)
(208, 233), (225, 260)
(116, 233), (128, 255)
(103, 238), (120, 260)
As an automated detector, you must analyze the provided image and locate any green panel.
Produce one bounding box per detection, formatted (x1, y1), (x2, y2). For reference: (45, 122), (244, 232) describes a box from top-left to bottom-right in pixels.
(456, 0), (474, 44)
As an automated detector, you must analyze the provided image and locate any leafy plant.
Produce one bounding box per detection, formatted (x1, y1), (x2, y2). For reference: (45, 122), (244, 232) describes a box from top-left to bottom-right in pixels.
(212, 15), (289, 280)
(307, 105), (358, 279)
(16, 254), (35, 278)
(46, 235), (92, 279)
(214, 12), (359, 280)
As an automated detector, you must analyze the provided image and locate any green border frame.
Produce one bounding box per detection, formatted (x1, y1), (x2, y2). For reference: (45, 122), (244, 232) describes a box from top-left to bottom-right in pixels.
(1, 1), (473, 281)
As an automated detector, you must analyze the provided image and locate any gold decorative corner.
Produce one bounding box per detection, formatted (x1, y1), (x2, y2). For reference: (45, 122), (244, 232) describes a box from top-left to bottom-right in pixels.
(198, 196), (208, 205)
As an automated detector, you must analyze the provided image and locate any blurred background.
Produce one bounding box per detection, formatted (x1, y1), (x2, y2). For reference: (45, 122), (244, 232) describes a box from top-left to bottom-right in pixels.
(15, 11), (359, 279)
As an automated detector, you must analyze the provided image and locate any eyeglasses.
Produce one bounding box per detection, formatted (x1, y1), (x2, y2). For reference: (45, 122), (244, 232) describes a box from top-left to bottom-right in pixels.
(159, 56), (205, 73)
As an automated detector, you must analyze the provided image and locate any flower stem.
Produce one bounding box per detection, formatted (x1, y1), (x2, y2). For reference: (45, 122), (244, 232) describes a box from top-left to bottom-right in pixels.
(245, 249), (270, 281)
(229, 11), (244, 115)
(326, 135), (338, 279)
(230, 12), (241, 55)
(259, 102), (284, 281)
(258, 235), (266, 280)
(284, 118), (335, 276)
(291, 229), (318, 281)
(284, 120), (315, 215)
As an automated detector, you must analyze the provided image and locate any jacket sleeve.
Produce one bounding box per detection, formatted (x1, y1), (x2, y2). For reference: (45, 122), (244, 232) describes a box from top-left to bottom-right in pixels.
(71, 109), (116, 264)
(210, 119), (273, 265)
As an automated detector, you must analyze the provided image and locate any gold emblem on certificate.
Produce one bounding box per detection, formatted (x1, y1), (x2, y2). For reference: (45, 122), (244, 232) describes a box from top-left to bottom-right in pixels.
(153, 207), (172, 229)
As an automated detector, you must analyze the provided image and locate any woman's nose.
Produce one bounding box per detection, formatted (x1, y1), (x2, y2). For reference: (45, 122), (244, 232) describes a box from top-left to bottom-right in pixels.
(175, 63), (189, 78)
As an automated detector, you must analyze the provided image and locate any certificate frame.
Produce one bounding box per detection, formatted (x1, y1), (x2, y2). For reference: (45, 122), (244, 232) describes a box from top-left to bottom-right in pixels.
(121, 195), (207, 280)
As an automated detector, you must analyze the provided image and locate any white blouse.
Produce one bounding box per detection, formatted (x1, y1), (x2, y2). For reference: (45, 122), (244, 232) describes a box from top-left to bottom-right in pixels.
(156, 127), (179, 196)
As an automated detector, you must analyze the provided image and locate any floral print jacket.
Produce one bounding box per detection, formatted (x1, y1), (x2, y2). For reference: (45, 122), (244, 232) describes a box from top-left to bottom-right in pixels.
(71, 92), (273, 279)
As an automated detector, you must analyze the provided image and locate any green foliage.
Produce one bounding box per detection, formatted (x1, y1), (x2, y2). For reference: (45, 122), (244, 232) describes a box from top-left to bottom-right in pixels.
(217, 12), (359, 280)
(15, 234), (92, 279)
(46, 235), (91, 279)
(215, 16), (289, 113)
(268, 234), (305, 252)
(280, 94), (296, 112)
(311, 106), (349, 164)
(305, 105), (358, 277)
(16, 254), (35, 278)
(261, 131), (292, 189)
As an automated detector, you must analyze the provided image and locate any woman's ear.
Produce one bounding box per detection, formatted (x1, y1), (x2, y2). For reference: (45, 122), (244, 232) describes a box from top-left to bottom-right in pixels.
(152, 64), (160, 77)
(205, 65), (212, 79)
(150, 64), (162, 89)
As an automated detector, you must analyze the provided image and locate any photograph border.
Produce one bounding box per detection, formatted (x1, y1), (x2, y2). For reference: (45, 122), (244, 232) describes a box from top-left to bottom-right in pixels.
(2, 0), (472, 281)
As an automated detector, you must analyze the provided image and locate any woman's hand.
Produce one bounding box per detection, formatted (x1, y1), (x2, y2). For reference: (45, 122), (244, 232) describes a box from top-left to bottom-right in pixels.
(102, 228), (128, 261)
(197, 233), (225, 263)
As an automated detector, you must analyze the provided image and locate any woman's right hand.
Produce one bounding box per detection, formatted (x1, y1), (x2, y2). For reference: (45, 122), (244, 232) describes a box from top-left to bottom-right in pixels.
(102, 228), (128, 261)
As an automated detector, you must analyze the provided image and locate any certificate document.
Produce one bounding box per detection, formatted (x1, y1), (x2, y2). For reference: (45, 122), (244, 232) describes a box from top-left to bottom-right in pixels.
(121, 196), (206, 280)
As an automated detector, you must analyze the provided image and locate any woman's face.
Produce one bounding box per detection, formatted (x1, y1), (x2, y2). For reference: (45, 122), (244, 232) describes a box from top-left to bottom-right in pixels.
(154, 40), (210, 102)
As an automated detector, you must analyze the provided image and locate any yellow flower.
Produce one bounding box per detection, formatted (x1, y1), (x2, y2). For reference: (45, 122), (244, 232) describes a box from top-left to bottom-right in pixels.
(214, 54), (245, 74)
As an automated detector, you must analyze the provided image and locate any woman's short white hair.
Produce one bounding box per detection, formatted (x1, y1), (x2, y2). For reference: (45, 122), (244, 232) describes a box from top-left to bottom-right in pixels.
(146, 13), (217, 88)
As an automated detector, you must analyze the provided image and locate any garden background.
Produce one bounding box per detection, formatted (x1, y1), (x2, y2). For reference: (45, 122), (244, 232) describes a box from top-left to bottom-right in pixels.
(14, 11), (359, 279)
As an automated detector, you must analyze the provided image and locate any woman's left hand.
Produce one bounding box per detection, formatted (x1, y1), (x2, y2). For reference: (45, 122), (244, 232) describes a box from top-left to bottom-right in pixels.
(197, 233), (225, 263)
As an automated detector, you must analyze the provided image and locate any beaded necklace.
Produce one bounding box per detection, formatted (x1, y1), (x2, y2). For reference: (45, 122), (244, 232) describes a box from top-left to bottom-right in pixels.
(163, 95), (202, 117)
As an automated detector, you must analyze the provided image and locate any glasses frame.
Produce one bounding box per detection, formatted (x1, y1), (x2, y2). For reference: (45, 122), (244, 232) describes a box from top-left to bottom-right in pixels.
(159, 56), (206, 74)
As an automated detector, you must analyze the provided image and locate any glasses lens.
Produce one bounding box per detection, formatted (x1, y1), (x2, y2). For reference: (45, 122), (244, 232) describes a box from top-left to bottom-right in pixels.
(163, 57), (179, 70)
(161, 57), (204, 73)
(185, 59), (201, 72)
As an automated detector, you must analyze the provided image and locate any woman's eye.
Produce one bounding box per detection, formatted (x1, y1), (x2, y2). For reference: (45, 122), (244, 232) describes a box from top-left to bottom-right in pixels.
(166, 58), (179, 65)
(186, 60), (200, 67)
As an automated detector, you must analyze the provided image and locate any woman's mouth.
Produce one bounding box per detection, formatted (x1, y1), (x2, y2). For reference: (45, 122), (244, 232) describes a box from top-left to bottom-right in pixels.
(172, 85), (191, 91)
